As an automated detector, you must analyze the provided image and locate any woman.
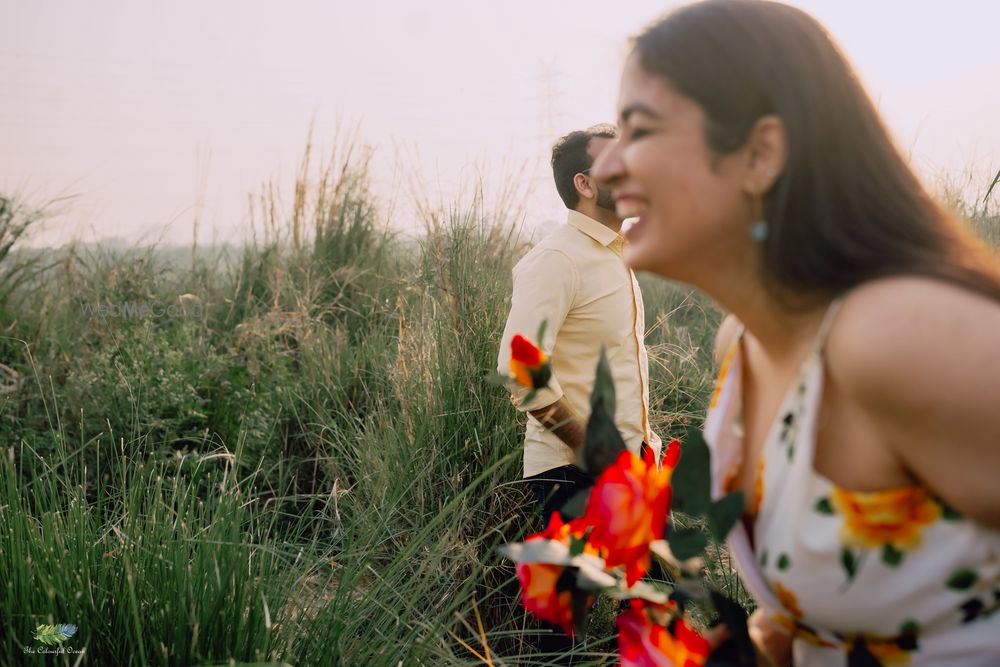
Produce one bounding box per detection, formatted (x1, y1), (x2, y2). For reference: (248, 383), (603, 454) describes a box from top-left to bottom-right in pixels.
(591, 1), (1000, 665)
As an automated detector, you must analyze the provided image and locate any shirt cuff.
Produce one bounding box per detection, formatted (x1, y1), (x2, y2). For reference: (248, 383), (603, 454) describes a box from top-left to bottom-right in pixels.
(510, 376), (564, 413)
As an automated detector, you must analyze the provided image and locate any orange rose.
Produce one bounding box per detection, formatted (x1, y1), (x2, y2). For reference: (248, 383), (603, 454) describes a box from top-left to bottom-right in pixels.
(830, 486), (940, 551)
(584, 442), (677, 586)
(515, 513), (595, 635)
(517, 561), (575, 634)
(617, 600), (710, 667)
(509, 333), (551, 390)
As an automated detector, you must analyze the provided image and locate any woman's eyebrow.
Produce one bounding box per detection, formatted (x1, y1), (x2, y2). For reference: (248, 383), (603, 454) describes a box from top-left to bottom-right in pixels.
(619, 102), (662, 125)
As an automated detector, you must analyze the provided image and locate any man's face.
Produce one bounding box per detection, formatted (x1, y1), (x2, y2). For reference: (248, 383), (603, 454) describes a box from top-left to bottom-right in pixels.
(586, 137), (619, 217)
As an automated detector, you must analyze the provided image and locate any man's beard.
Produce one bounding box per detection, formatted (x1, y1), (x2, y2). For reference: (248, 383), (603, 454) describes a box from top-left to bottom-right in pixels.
(596, 184), (617, 215)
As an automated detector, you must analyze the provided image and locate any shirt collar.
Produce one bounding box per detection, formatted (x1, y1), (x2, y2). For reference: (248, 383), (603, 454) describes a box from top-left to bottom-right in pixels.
(566, 209), (624, 248)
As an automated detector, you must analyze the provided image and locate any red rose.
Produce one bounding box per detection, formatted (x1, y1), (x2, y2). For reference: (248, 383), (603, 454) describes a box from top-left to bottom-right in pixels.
(584, 442), (679, 585)
(617, 600), (710, 667)
(509, 333), (551, 389)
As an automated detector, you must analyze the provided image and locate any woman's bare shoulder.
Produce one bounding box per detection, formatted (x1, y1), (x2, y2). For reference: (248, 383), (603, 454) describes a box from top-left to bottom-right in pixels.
(713, 313), (743, 367)
(826, 275), (1000, 392)
(825, 276), (1000, 526)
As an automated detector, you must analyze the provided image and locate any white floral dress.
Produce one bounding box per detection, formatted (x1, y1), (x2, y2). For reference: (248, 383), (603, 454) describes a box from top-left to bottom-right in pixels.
(703, 301), (1000, 666)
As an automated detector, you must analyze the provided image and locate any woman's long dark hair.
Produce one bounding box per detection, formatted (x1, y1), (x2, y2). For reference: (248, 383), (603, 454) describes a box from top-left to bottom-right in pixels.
(634, 0), (1000, 304)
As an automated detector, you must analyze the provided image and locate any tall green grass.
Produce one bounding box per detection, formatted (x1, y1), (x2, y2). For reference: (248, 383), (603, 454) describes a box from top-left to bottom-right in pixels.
(1, 151), (996, 665)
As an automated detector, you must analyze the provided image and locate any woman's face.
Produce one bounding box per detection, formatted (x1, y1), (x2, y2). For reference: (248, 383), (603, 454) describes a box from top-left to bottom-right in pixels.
(592, 52), (752, 282)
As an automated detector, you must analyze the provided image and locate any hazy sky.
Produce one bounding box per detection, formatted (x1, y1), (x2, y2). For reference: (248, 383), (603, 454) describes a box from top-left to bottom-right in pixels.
(2, 1), (998, 246)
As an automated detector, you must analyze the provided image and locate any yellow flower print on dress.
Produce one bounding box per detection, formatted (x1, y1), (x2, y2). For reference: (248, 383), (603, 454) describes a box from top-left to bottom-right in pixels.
(708, 338), (737, 409)
(771, 613), (840, 650)
(866, 640), (914, 666)
(752, 458), (765, 516)
(773, 579), (803, 618)
(830, 486), (941, 552)
(847, 633), (918, 667)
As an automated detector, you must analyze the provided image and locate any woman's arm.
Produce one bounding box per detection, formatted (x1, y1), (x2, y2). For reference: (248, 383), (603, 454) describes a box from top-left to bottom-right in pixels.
(828, 276), (1000, 529)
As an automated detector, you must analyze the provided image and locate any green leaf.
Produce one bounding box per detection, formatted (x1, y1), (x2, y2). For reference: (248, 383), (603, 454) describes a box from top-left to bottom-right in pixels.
(814, 497), (834, 515)
(530, 364), (552, 390)
(841, 547), (858, 581)
(588, 345), (616, 419)
(568, 533), (587, 558)
(940, 501), (963, 521)
(959, 598), (986, 623)
(571, 587), (592, 638)
(486, 371), (512, 387)
(559, 488), (590, 520)
(667, 526), (709, 561)
(946, 568), (978, 591)
(881, 543), (904, 567)
(580, 395), (626, 477)
(535, 319), (549, 350)
(671, 426), (712, 518)
(776, 553), (791, 571)
(707, 491), (744, 542)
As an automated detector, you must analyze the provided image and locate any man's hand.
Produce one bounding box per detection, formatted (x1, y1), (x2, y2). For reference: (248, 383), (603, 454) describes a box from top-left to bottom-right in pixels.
(529, 400), (586, 453)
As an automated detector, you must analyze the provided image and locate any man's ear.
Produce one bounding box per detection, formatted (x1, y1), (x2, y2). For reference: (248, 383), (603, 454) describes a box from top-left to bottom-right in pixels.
(574, 173), (596, 202)
(741, 115), (787, 196)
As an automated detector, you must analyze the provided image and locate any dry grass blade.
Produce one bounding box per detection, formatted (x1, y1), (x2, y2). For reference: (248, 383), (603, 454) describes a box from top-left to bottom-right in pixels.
(983, 168), (1000, 207)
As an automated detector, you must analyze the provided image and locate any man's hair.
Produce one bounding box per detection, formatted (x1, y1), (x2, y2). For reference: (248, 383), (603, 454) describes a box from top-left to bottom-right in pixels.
(550, 124), (619, 210)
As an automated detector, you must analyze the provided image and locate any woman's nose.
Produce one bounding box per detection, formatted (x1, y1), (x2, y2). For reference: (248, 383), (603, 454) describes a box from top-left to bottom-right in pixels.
(590, 138), (622, 184)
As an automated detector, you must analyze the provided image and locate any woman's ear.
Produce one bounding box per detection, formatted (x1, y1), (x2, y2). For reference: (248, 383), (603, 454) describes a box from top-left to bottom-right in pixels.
(742, 115), (787, 196)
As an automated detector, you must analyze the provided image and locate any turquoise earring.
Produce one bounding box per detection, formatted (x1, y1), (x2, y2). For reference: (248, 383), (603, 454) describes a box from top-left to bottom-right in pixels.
(749, 193), (768, 241)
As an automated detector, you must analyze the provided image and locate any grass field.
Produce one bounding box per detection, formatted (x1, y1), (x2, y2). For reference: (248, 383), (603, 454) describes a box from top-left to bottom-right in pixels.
(1, 152), (996, 666)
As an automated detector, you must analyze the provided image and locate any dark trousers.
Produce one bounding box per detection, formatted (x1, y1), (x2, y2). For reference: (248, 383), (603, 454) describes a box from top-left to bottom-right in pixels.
(525, 440), (649, 523)
(523, 465), (595, 664)
(526, 464), (595, 525)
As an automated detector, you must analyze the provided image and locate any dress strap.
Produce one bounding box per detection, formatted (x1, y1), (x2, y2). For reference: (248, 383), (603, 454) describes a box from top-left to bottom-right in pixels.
(813, 294), (846, 355)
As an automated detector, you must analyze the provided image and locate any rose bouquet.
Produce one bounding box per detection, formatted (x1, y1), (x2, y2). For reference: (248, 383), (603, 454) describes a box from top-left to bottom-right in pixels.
(496, 324), (756, 666)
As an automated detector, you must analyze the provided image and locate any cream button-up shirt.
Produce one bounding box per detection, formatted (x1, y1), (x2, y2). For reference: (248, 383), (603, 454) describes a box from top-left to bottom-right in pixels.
(498, 210), (661, 477)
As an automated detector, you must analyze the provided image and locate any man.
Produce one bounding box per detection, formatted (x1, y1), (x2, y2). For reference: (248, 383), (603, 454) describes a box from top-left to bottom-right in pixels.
(498, 124), (662, 524)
